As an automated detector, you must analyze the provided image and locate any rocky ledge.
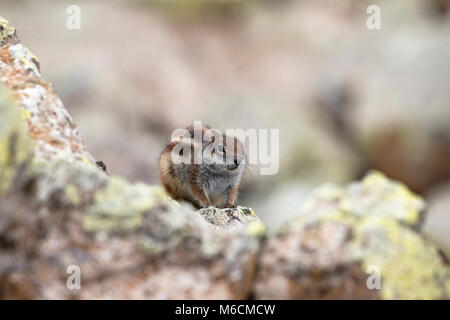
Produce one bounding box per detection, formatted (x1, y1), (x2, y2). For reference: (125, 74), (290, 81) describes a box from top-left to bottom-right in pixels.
(0, 17), (448, 300)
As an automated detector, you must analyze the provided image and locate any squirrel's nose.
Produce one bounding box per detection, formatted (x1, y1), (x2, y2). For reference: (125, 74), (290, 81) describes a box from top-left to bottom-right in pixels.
(226, 157), (239, 170)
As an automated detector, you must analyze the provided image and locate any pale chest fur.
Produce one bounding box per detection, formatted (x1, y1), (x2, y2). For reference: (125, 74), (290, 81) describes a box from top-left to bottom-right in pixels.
(201, 170), (238, 206)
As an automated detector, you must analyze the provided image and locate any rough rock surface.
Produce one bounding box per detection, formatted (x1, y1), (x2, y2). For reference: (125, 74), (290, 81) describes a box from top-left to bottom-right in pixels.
(0, 17), (94, 164)
(0, 17), (449, 300)
(254, 172), (449, 300)
(0, 17), (263, 300)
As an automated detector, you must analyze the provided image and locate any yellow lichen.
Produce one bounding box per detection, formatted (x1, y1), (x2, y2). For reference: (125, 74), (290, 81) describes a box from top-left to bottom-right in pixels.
(83, 176), (167, 233)
(139, 238), (165, 255)
(356, 217), (449, 299)
(25, 47), (39, 66)
(151, 0), (249, 18)
(339, 170), (423, 224)
(246, 221), (266, 238)
(0, 17), (15, 43)
(0, 86), (31, 195)
(20, 109), (32, 120)
(247, 208), (256, 216)
(65, 183), (81, 206)
(201, 240), (223, 257)
(360, 170), (388, 187)
(236, 206), (258, 220)
(285, 171), (449, 299)
(18, 55), (40, 76)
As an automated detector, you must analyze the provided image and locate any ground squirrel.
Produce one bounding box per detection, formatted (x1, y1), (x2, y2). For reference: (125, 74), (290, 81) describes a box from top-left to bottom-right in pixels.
(159, 125), (246, 209)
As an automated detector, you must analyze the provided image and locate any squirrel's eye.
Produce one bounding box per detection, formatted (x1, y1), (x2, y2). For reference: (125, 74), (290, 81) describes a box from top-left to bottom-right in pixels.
(217, 144), (226, 153)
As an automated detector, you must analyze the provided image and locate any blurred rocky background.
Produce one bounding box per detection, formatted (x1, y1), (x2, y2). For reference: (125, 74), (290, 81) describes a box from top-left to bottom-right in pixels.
(1, 0), (449, 244)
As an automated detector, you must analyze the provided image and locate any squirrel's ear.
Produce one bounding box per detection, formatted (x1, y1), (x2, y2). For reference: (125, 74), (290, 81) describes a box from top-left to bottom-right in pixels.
(203, 127), (221, 144)
(171, 127), (191, 144)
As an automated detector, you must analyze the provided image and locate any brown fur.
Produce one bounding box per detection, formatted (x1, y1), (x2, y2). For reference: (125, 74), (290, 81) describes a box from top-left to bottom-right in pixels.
(159, 125), (245, 209)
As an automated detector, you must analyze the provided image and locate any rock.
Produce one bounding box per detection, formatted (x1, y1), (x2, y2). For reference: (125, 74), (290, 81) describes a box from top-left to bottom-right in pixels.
(208, 97), (362, 231)
(0, 17), (264, 300)
(423, 183), (450, 261)
(0, 86), (31, 195)
(1, 15), (449, 301)
(254, 172), (450, 300)
(197, 206), (262, 228)
(0, 17), (94, 164)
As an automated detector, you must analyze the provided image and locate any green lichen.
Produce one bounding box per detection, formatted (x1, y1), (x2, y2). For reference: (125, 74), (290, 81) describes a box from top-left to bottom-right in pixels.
(18, 55), (40, 76)
(84, 176), (168, 233)
(356, 217), (450, 300)
(8, 41), (41, 76)
(139, 237), (165, 255)
(20, 109), (32, 120)
(0, 17), (15, 43)
(0, 85), (32, 195)
(28, 157), (106, 204)
(24, 47), (39, 67)
(201, 239), (223, 257)
(150, 0), (250, 18)
(340, 171), (423, 225)
(246, 221), (266, 238)
(65, 183), (81, 206)
(293, 171), (422, 231)
(284, 171), (449, 299)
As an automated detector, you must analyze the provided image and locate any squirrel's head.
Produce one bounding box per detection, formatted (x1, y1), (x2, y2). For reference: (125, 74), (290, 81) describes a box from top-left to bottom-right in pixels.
(169, 125), (246, 175)
(202, 128), (246, 175)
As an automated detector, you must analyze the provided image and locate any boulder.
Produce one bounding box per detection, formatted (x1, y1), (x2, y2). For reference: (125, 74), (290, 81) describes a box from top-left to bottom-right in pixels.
(254, 172), (449, 300)
(1, 16), (448, 300)
(0, 17), (263, 300)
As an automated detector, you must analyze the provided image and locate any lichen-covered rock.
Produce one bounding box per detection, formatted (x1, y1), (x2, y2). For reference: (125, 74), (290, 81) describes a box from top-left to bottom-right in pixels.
(1, 15), (449, 301)
(197, 206), (262, 228)
(0, 17), (16, 44)
(0, 17), (94, 164)
(254, 172), (450, 300)
(0, 85), (31, 195)
(0, 17), (264, 300)
(0, 98), (264, 299)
